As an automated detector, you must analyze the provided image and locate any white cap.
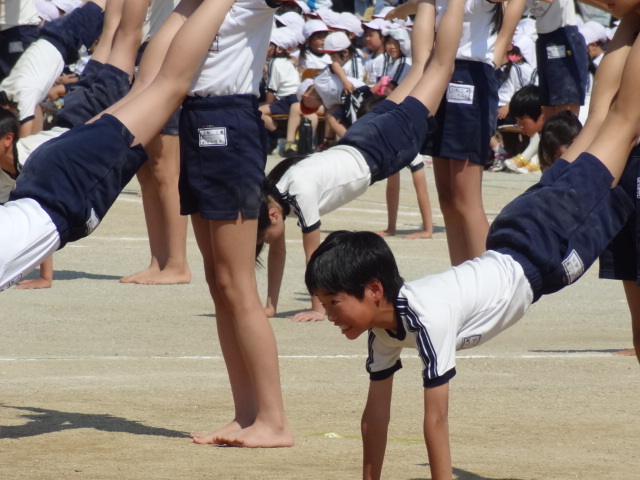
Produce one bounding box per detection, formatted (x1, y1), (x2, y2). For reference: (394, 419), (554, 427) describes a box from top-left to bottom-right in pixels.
(35, 0), (60, 22)
(382, 24), (411, 57)
(295, 0), (311, 14)
(275, 11), (306, 29)
(51, 0), (82, 13)
(579, 21), (608, 45)
(373, 6), (394, 19)
(316, 7), (341, 29)
(512, 34), (536, 67)
(270, 27), (300, 51)
(322, 31), (351, 53)
(337, 12), (363, 37)
(363, 18), (391, 31)
(303, 19), (329, 40)
(296, 78), (315, 101)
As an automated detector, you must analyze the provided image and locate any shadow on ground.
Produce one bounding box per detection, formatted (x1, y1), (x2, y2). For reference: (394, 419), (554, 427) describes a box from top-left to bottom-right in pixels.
(0, 405), (187, 439)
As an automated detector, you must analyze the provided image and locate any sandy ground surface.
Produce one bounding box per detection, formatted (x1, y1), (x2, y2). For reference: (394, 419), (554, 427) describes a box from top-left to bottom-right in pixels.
(2, 157), (639, 480)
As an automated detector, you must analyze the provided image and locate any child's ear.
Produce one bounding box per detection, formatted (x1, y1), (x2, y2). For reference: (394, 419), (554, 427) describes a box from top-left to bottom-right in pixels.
(268, 206), (281, 224)
(1, 132), (14, 147)
(366, 279), (385, 301)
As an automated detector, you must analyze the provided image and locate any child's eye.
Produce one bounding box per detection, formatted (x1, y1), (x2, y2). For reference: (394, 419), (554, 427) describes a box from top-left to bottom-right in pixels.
(331, 300), (340, 306)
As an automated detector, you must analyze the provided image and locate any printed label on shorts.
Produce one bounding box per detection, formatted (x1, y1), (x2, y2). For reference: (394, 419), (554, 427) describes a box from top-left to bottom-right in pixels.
(460, 335), (481, 350)
(546, 45), (566, 59)
(85, 208), (100, 235)
(0, 272), (23, 292)
(7, 41), (24, 54)
(636, 177), (640, 199)
(562, 249), (584, 284)
(446, 83), (474, 105)
(209, 35), (220, 53)
(199, 127), (227, 147)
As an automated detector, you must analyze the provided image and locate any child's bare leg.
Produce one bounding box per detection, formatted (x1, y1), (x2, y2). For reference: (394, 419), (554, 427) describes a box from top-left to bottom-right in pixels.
(188, 215), (292, 447)
(90, 0), (126, 63)
(377, 173), (400, 237)
(103, 0), (149, 78)
(16, 255), (53, 289)
(433, 157), (488, 265)
(259, 105), (277, 132)
(585, 32), (640, 185)
(564, 13), (640, 164)
(615, 281), (640, 362)
(108, 0), (235, 147)
(285, 103), (302, 142)
(405, 166), (433, 239)
(326, 113), (346, 138)
(121, 134), (190, 284)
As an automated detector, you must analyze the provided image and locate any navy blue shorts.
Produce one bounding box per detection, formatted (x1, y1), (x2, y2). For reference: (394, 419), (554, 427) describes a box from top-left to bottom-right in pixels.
(488, 153), (633, 302)
(267, 94), (298, 115)
(421, 59), (499, 165)
(10, 114), (147, 247)
(0, 24), (39, 79)
(536, 26), (588, 106)
(179, 94), (267, 220)
(599, 146), (640, 283)
(39, 1), (104, 64)
(337, 97), (431, 184)
(56, 61), (131, 129)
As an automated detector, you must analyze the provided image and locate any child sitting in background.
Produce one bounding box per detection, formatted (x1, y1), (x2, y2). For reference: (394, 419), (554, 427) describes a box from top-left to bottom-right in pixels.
(259, 27), (301, 136)
(298, 19), (331, 69)
(503, 84), (543, 173)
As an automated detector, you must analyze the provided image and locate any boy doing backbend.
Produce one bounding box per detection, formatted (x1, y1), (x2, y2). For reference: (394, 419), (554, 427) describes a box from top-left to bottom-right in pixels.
(259, 0), (462, 322)
(304, 8), (640, 480)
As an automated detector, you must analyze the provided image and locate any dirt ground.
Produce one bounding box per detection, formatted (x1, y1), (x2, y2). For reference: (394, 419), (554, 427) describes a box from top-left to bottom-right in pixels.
(2, 158), (639, 480)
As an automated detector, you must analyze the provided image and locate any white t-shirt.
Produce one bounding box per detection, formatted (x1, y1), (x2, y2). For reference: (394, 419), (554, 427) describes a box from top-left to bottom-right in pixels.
(144, 0), (180, 41)
(387, 56), (411, 86)
(343, 53), (365, 81)
(527, 0), (576, 34)
(497, 61), (536, 106)
(0, 0), (40, 29)
(299, 51), (332, 69)
(187, 0), (276, 97)
(366, 251), (533, 386)
(265, 57), (300, 98)
(313, 67), (365, 110)
(436, 0), (498, 64)
(0, 39), (65, 122)
(276, 145), (372, 232)
(363, 52), (389, 86)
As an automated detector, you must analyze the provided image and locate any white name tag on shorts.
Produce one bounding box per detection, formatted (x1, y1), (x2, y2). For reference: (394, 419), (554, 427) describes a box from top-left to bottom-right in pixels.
(460, 335), (481, 350)
(446, 83), (474, 105)
(199, 127), (227, 147)
(85, 208), (100, 235)
(546, 45), (566, 59)
(562, 249), (584, 284)
(8, 41), (24, 54)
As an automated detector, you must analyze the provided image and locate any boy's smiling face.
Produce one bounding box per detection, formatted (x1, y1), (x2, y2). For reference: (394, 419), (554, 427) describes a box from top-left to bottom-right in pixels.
(316, 290), (377, 340)
(316, 280), (397, 340)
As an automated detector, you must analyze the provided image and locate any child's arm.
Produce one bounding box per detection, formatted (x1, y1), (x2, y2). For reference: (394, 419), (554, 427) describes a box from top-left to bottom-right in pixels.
(493, 0), (527, 68)
(265, 228), (287, 317)
(331, 61), (355, 94)
(423, 383), (452, 480)
(291, 229), (325, 322)
(16, 255), (53, 289)
(361, 376), (394, 480)
(563, 12), (640, 164)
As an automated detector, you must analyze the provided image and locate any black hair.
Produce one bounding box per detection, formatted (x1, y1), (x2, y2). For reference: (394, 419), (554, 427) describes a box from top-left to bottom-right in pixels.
(509, 84), (542, 121)
(0, 91), (18, 111)
(0, 107), (20, 176)
(305, 230), (404, 303)
(538, 110), (582, 171)
(488, 1), (504, 35)
(255, 156), (307, 261)
(356, 94), (385, 118)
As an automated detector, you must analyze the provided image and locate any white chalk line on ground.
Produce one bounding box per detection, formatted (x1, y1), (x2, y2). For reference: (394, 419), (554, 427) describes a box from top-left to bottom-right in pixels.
(0, 352), (621, 362)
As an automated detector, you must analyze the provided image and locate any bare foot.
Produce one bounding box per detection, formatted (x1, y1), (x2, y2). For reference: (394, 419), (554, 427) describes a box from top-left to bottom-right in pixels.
(120, 265), (160, 283)
(291, 310), (325, 322)
(376, 229), (395, 237)
(404, 231), (432, 240)
(613, 348), (636, 356)
(15, 278), (52, 289)
(190, 420), (243, 445)
(212, 421), (294, 448)
(132, 268), (191, 285)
